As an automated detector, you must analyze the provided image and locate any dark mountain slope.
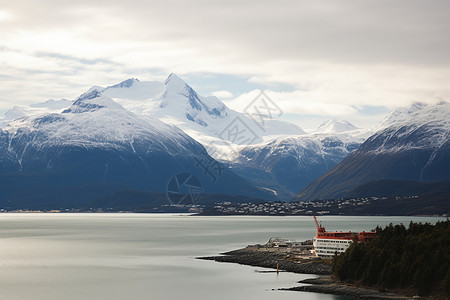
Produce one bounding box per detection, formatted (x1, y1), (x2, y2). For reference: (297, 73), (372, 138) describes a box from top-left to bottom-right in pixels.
(295, 102), (450, 201)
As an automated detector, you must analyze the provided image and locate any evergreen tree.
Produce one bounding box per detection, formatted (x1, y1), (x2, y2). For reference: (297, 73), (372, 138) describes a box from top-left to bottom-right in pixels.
(333, 220), (450, 298)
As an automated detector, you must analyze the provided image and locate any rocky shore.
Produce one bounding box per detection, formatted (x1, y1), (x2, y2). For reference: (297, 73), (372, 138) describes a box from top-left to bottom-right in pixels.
(283, 277), (418, 300)
(198, 246), (419, 300)
(197, 245), (332, 275)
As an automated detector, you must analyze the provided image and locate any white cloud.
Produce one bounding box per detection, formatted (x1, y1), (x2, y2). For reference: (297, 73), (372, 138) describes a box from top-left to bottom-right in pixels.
(0, 10), (12, 22)
(225, 89), (357, 116)
(211, 90), (233, 99)
(0, 0), (449, 128)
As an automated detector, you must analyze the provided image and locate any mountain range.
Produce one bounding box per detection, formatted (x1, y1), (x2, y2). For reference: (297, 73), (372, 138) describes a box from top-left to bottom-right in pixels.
(102, 74), (305, 158)
(91, 76), (375, 199)
(230, 124), (368, 199)
(295, 102), (450, 201)
(0, 74), (448, 209)
(0, 84), (274, 209)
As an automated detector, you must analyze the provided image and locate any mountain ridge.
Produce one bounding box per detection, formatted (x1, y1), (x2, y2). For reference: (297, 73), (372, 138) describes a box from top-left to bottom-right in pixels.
(295, 102), (450, 201)
(1, 75), (448, 209)
(0, 88), (275, 207)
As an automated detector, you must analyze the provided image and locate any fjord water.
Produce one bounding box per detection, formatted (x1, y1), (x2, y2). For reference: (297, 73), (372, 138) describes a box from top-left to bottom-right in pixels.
(0, 214), (442, 300)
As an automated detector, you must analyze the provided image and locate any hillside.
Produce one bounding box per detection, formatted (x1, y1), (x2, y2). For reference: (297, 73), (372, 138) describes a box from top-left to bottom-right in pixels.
(0, 88), (273, 208)
(295, 102), (450, 201)
(232, 120), (367, 199)
(333, 220), (450, 298)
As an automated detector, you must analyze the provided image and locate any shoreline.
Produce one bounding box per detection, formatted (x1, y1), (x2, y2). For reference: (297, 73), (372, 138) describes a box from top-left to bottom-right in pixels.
(197, 246), (420, 300)
(198, 246), (332, 275)
(283, 276), (419, 300)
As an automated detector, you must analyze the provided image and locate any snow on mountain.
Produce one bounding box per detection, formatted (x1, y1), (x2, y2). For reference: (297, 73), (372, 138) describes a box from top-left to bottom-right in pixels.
(102, 74), (231, 128)
(257, 119), (305, 137)
(0, 74), (304, 203)
(0, 99), (72, 128)
(103, 78), (164, 102)
(314, 119), (359, 134)
(100, 74), (305, 159)
(295, 101), (450, 201)
(364, 101), (450, 154)
(377, 101), (428, 129)
(29, 99), (73, 110)
(4, 89), (197, 152)
(3, 74), (445, 204)
(231, 128), (365, 199)
(0, 89), (274, 206)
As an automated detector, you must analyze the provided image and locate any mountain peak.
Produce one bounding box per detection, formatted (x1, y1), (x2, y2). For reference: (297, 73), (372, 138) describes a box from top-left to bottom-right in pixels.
(29, 99), (72, 109)
(106, 78), (140, 89)
(62, 89), (124, 114)
(4, 106), (25, 120)
(315, 119), (358, 133)
(76, 89), (103, 101)
(379, 102), (428, 128)
(164, 73), (187, 90)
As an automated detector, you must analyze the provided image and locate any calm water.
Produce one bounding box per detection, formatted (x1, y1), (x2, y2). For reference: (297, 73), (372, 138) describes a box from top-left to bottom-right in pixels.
(0, 214), (443, 300)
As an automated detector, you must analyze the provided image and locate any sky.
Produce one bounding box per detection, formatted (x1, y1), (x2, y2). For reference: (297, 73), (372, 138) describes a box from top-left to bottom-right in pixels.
(1, 0), (449, 130)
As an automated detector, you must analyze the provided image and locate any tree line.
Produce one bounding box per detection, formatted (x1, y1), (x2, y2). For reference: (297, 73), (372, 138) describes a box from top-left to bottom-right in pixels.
(332, 220), (450, 297)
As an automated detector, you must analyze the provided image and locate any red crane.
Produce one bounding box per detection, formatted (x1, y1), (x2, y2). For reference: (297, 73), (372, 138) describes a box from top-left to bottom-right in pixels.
(313, 215), (326, 233)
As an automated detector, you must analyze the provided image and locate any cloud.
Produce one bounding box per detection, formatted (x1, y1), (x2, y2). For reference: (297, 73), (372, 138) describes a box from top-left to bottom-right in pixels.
(0, 10), (13, 22)
(3, 1), (450, 65)
(225, 90), (358, 116)
(34, 52), (120, 66)
(0, 0), (449, 128)
(211, 90), (233, 99)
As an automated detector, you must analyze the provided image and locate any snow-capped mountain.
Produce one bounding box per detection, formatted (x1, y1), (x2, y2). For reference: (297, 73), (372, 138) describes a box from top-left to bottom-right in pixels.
(0, 89), (273, 208)
(377, 101), (428, 129)
(0, 99), (72, 128)
(295, 102), (450, 201)
(3, 74), (444, 206)
(103, 74), (229, 130)
(0, 75), (304, 161)
(314, 119), (359, 134)
(231, 120), (367, 199)
(4, 89), (193, 150)
(101, 74), (305, 159)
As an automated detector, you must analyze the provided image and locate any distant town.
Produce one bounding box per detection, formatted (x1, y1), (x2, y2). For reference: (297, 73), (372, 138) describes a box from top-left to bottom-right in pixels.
(199, 195), (447, 217)
(1, 194), (447, 217)
(201, 197), (384, 215)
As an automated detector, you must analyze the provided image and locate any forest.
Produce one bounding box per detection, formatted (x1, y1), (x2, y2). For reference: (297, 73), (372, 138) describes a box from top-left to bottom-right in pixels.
(332, 220), (450, 297)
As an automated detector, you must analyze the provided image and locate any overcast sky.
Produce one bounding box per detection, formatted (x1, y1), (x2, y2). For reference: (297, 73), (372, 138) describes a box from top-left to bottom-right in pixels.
(1, 0), (449, 130)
